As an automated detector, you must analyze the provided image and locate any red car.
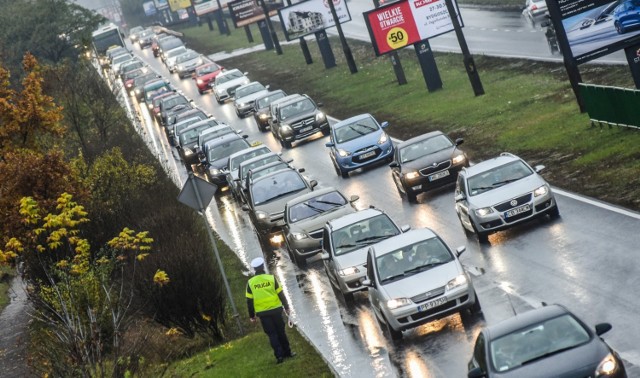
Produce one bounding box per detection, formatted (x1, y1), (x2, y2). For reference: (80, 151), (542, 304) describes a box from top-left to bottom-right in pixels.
(193, 62), (224, 94)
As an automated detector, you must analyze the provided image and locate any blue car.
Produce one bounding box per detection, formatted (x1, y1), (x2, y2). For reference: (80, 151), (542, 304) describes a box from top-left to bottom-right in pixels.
(325, 114), (394, 178)
(614, 0), (640, 34)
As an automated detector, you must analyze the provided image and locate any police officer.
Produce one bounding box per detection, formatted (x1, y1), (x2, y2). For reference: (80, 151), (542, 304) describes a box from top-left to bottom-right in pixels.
(246, 257), (296, 364)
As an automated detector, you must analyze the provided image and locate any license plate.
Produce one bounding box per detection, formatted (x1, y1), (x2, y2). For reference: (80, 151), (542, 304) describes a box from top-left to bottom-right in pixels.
(299, 126), (313, 133)
(360, 151), (376, 159)
(428, 170), (450, 182)
(505, 204), (531, 218)
(418, 297), (447, 312)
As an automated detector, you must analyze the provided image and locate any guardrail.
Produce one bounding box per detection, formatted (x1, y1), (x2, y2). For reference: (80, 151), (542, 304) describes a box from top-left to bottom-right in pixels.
(579, 83), (640, 130)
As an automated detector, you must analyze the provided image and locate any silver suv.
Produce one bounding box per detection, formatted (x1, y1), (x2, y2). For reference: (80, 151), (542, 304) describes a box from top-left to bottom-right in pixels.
(363, 228), (481, 342)
(454, 152), (559, 243)
(321, 208), (407, 304)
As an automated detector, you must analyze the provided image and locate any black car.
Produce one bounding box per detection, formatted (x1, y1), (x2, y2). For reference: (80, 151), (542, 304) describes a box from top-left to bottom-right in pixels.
(203, 133), (251, 187)
(270, 94), (329, 149)
(158, 94), (192, 126)
(133, 73), (162, 101)
(177, 122), (219, 168)
(234, 152), (286, 204)
(197, 124), (242, 164)
(253, 90), (287, 131)
(468, 304), (626, 378)
(166, 108), (210, 143)
(389, 131), (468, 202)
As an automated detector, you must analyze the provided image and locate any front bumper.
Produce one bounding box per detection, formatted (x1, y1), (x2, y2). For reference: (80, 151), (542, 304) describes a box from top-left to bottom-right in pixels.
(472, 192), (557, 234)
(235, 103), (253, 116)
(281, 120), (330, 142)
(402, 162), (466, 194)
(335, 268), (368, 295)
(336, 142), (394, 172)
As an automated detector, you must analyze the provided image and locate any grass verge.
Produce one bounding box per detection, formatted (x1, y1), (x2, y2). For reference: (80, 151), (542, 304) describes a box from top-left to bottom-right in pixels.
(0, 266), (15, 313)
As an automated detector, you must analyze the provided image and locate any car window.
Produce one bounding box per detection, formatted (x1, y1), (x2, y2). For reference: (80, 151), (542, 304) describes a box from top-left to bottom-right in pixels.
(473, 333), (488, 372)
(180, 125), (213, 146)
(177, 51), (199, 62)
(467, 160), (533, 196)
(489, 314), (590, 373)
(207, 139), (250, 162)
(375, 237), (452, 283)
(279, 99), (315, 120)
(399, 135), (454, 163)
(236, 83), (265, 98)
(257, 92), (286, 108)
(217, 71), (243, 84)
(229, 146), (270, 171)
(250, 163), (288, 181)
(332, 214), (399, 256)
(335, 116), (379, 144)
(250, 170), (306, 205)
(287, 191), (347, 223)
(240, 155), (281, 180)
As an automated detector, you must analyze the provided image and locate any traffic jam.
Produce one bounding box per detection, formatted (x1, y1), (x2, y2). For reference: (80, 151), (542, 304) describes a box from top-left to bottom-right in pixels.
(100, 26), (634, 377)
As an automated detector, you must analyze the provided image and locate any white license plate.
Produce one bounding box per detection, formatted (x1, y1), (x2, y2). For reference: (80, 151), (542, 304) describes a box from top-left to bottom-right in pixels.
(428, 170), (450, 182)
(505, 204), (531, 218)
(360, 151), (376, 159)
(299, 126), (313, 133)
(417, 296), (447, 312)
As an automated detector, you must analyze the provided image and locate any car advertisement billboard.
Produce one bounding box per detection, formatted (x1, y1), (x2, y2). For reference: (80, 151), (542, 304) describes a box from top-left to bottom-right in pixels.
(229, 0), (284, 28)
(143, 1), (157, 16)
(554, 0), (640, 63)
(168, 0), (192, 12)
(278, 0), (352, 41)
(364, 0), (462, 56)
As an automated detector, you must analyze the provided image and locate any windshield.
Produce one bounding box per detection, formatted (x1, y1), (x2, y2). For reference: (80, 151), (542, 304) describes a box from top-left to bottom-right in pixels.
(332, 214), (400, 256)
(217, 71), (243, 84)
(279, 98), (316, 121)
(176, 51), (199, 63)
(145, 84), (170, 100)
(236, 83), (265, 98)
(467, 160), (534, 196)
(251, 170), (306, 205)
(288, 191), (347, 223)
(375, 237), (452, 284)
(180, 120), (218, 136)
(207, 139), (250, 162)
(167, 47), (187, 58)
(134, 74), (156, 86)
(240, 155), (282, 180)
(180, 125), (214, 146)
(196, 63), (220, 75)
(489, 314), (590, 373)
(229, 146), (270, 171)
(163, 96), (188, 110)
(400, 135), (454, 163)
(162, 39), (183, 50)
(257, 92), (286, 109)
(334, 116), (380, 144)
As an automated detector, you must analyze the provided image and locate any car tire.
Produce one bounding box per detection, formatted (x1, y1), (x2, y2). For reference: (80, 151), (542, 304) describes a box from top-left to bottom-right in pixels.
(384, 317), (403, 342)
(198, 88), (203, 95)
(282, 139), (292, 149)
(257, 121), (265, 132)
(340, 168), (349, 179)
(322, 127), (330, 136)
(216, 97), (223, 105)
(293, 251), (307, 269)
(342, 291), (355, 306)
(475, 226), (489, 244)
(469, 292), (482, 315)
(548, 205), (560, 219)
(406, 188), (418, 203)
(615, 21), (624, 34)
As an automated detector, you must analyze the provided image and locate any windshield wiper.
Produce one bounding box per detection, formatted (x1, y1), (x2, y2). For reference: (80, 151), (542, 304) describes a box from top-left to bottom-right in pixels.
(355, 123), (377, 131)
(302, 202), (325, 213)
(403, 261), (448, 274)
(348, 125), (367, 135)
(492, 178), (520, 187)
(381, 273), (405, 283)
(470, 186), (495, 192)
(313, 200), (343, 206)
(262, 188), (305, 203)
(520, 345), (578, 366)
(355, 235), (393, 244)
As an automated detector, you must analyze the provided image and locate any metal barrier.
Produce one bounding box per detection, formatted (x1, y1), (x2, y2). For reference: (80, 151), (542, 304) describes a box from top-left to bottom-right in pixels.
(579, 83), (640, 130)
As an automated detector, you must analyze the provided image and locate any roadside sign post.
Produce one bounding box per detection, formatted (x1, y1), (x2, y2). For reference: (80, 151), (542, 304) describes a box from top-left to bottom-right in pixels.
(178, 172), (244, 334)
(625, 44), (640, 90)
(245, 25), (254, 42)
(327, 0), (357, 73)
(316, 29), (337, 69)
(258, 20), (274, 50)
(260, 0), (283, 54)
(300, 37), (313, 64)
(414, 40), (442, 92)
(372, 0), (407, 86)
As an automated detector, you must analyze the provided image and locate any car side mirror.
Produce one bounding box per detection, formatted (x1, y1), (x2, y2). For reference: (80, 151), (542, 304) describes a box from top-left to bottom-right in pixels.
(468, 367), (486, 378)
(241, 205), (250, 212)
(380, 121), (389, 128)
(349, 195), (359, 203)
(456, 246), (466, 257)
(242, 134), (249, 139)
(325, 142), (335, 148)
(310, 179), (318, 188)
(321, 252), (330, 260)
(455, 193), (466, 202)
(266, 84), (270, 89)
(595, 323), (612, 336)
(541, 20), (551, 27)
(389, 162), (399, 168)
(234, 178), (240, 182)
(298, 168), (305, 173)
(401, 225), (411, 232)
(534, 164), (546, 173)
(317, 102), (324, 107)
(455, 138), (464, 146)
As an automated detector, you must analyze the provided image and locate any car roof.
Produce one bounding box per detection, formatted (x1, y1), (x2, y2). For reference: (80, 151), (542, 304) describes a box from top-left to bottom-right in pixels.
(255, 89), (286, 100)
(286, 186), (341, 207)
(203, 130), (244, 146)
(240, 152), (281, 168)
(396, 130), (445, 149)
(275, 94), (308, 107)
(184, 119), (220, 133)
(228, 145), (271, 161)
(237, 81), (263, 90)
(252, 164), (299, 183)
(462, 152), (521, 177)
(333, 113), (375, 129)
(326, 207), (385, 231)
(144, 79), (168, 88)
(484, 304), (575, 340)
(371, 228), (438, 258)
(217, 68), (242, 77)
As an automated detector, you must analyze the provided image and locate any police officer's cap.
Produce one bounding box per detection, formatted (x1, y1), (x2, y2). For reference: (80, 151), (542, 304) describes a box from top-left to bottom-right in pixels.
(250, 257), (265, 269)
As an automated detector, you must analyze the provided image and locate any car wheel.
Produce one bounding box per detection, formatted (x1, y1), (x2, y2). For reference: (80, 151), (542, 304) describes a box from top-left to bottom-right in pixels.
(384, 317), (403, 342)
(469, 294), (482, 315)
(548, 205), (560, 219)
(340, 168), (349, 179)
(198, 88), (203, 95)
(472, 223), (489, 244)
(615, 21), (624, 34)
(282, 139), (292, 149)
(322, 127), (330, 136)
(257, 122), (265, 132)
(293, 251), (307, 269)
(406, 187), (418, 203)
(342, 291), (355, 306)
(216, 97), (223, 105)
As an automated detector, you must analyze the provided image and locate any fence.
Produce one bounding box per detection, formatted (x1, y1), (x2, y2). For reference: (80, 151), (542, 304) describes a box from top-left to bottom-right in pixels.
(579, 83), (640, 130)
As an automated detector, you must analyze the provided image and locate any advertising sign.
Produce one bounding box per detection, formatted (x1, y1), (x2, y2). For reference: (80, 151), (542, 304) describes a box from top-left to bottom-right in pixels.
(168, 0), (192, 12)
(278, 0), (352, 41)
(364, 0), (462, 56)
(229, 0), (284, 27)
(143, 1), (157, 16)
(552, 0), (640, 63)
(193, 0), (234, 14)
(154, 0), (169, 10)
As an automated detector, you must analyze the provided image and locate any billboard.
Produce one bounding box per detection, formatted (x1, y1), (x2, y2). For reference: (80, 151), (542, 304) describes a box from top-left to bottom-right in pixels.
(154, 0), (169, 10)
(278, 0), (352, 41)
(143, 1), (157, 16)
(193, 0), (234, 14)
(229, 0), (284, 28)
(168, 0), (192, 12)
(364, 0), (462, 56)
(551, 0), (640, 63)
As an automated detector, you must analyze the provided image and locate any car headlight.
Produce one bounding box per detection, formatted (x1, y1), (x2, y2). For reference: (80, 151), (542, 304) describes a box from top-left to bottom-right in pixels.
(147, 103), (153, 109)
(197, 58), (203, 65)
(315, 111), (325, 121)
(452, 154), (466, 165)
(475, 207), (494, 217)
(338, 149), (351, 157)
(405, 171), (419, 180)
(386, 298), (412, 310)
(176, 65), (183, 71)
(256, 211), (268, 220)
(338, 266), (359, 276)
(292, 232), (307, 241)
(446, 274), (468, 291)
(197, 79), (203, 85)
(184, 148), (194, 156)
(259, 113), (268, 120)
(533, 184), (549, 197)
(238, 102), (247, 108)
(209, 168), (221, 176)
(378, 132), (388, 144)
(595, 353), (618, 376)
(135, 88), (141, 94)
(281, 124), (292, 133)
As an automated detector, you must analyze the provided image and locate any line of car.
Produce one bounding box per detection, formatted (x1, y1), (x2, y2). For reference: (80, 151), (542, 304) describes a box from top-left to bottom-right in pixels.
(112, 26), (628, 377)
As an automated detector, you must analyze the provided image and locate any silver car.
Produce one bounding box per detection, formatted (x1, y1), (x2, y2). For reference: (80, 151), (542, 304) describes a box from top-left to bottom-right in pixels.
(233, 81), (269, 118)
(174, 50), (206, 78)
(212, 69), (250, 104)
(363, 228), (481, 342)
(454, 152), (559, 243)
(283, 187), (359, 268)
(164, 46), (189, 73)
(321, 208), (407, 304)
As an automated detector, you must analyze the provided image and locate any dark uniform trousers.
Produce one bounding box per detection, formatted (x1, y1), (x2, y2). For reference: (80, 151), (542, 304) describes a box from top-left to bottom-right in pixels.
(259, 308), (291, 359)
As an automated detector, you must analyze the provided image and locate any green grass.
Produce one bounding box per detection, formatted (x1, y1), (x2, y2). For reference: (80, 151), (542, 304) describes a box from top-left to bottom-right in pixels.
(0, 266), (15, 312)
(181, 27), (640, 210)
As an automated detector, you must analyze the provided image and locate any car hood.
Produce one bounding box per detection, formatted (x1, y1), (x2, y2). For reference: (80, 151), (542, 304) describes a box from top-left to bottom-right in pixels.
(380, 262), (461, 298)
(217, 77), (249, 90)
(255, 188), (312, 215)
(177, 57), (202, 67)
(235, 90), (270, 105)
(401, 147), (456, 170)
(289, 206), (355, 235)
(491, 339), (610, 377)
(336, 130), (383, 152)
(281, 109), (318, 124)
(469, 174), (547, 208)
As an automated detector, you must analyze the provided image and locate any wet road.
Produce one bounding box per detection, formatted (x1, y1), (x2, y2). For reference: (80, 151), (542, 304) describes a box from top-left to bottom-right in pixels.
(123, 44), (640, 377)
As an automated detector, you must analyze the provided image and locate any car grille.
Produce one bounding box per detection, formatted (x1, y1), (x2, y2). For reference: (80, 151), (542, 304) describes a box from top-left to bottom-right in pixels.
(291, 117), (315, 130)
(419, 160), (452, 176)
(494, 193), (532, 212)
(308, 229), (324, 240)
(411, 286), (446, 304)
(352, 146), (381, 163)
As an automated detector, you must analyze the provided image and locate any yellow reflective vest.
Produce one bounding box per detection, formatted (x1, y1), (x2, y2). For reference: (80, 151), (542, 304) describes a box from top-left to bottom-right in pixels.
(246, 274), (283, 314)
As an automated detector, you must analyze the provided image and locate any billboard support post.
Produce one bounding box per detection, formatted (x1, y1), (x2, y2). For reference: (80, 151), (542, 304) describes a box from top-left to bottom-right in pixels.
(260, 0), (283, 55)
(206, 14), (215, 31)
(625, 44), (640, 90)
(372, 0), (406, 85)
(258, 20), (274, 50)
(245, 25), (254, 42)
(414, 40), (442, 92)
(327, 0), (357, 73)
(316, 29), (336, 69)
(300, 37), (313, 64)
(443, 0), (483, 96)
